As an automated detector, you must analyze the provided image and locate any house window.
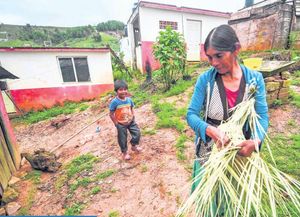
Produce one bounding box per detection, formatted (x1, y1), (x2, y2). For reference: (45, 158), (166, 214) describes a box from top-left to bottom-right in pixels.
(159, 21), (178, 30)
(58, 57), (91, 82)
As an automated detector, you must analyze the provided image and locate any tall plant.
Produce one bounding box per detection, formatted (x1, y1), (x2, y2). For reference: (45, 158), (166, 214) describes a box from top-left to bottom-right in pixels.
(153, 26), (186, 90)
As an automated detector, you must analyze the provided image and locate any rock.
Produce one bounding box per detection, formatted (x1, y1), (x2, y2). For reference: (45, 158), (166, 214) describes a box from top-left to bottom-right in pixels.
(50, 115), (70, 129)
(5, 202), (21, 215)
(282, 79), (291, 88)
(0, 207), (6, 216)
(278, 88), (290, 102)
(281, 71), (290, 80)
(264, 76), (276, 82)
(266, 82), (280, 92)
(2, 187), (18, 203)
(20, 157), (27, 166)
(101, 193), (111, 199)
(21, 148), (62, 172)
(8, 176), (20, 186)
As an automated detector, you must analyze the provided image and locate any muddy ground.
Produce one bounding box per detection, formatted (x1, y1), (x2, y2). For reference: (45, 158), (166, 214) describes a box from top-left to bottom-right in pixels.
(8, 86), (300, 217)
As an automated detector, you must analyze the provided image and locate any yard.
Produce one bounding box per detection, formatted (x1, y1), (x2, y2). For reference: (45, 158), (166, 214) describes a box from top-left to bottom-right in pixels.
(3, 64), (300, 217)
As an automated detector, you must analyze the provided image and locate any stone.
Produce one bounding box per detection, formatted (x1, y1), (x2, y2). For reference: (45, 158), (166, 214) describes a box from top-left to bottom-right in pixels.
(8, 176), (20, 186)
(0, 207), (6, 216)
(278, 88), (289, 99)
(21, 148), (62, 172)
(5, 202), (21, 215)
(282, 79), (291, 88)
(2, 187), (18, 203)
(264, 76), (276, 82)
(266, 81), (280, 92)
(281, 71), (290, 80)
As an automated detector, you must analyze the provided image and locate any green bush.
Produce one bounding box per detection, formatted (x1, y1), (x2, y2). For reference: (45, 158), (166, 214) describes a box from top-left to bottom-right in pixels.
(153, 26), (186, 90)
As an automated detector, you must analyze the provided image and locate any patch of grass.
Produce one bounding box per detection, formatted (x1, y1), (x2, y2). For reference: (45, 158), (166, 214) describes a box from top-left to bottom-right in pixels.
(262, 134), (300, 179)
(164, 78), (196, 97)
(78, 103), (89, 111)
(55, 174), (68, 190)
(129, 83), (150, 107)
(108, 210), (120, 217)
(90, 186), (101, 195)
(289, 91), (300, 108)
(96, 169), (115, 180)
(140, 164), (148, 173)
(14, 101), (89, 124)
(152, 101), (185, 132)
(64, 153), (98, 179)
(24, 170), (42, 184)
(17, 182), (37, 215)
(287, 119), (297, 128)
(272, 99), (283, 107)
(70, 177), (93, 192)
(142, 128), (157, 135)
(175, 134), (188, 161)
(64, 202), (85, 216)
(110, 188), (118, 193)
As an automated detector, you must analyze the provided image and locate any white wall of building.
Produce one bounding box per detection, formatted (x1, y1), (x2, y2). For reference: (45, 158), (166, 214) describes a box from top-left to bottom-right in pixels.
(182, 12), (229, 43)
(139, 7), (184, 41)
(138, 7), (228, 43)
(120, 37), (132, 66)
(0, 51), (113, 90)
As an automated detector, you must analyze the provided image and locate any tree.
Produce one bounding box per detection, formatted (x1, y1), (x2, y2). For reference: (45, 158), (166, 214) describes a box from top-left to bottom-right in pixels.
(153, 26), (186, 90)
(96, 20), (125, 32)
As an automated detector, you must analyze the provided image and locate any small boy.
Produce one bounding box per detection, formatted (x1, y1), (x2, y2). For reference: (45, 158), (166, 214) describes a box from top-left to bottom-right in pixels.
(109, 80), (142, 160)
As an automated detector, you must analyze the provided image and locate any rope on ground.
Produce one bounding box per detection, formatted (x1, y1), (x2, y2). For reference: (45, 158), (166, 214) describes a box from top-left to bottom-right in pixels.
(50, 112), (108, 153)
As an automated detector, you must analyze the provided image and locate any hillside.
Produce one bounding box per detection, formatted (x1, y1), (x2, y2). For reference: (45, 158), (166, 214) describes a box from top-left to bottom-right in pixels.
(0, 22), (123, 51)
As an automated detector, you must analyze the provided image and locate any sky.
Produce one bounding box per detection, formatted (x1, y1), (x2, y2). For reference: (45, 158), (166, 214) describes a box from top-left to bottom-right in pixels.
(0, 0), (257, 27)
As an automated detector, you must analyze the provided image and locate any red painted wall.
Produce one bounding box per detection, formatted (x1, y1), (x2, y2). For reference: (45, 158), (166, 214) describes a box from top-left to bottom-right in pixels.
(141, 41), (160, 73)
(10, 83), (114, 112)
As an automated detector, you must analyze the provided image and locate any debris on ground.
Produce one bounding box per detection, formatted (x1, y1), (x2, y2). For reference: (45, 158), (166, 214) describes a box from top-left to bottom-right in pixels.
(21, 149), (61, 172)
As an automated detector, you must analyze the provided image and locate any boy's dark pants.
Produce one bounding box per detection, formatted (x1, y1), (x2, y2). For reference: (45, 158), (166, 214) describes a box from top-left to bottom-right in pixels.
(116, 120), (140, 153)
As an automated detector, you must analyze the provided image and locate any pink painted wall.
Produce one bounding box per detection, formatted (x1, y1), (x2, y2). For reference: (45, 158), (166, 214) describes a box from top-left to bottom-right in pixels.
(141, 41), (208, 72)
(10, 83), (114, 112)
(200, 44), (208, 61)
(141, 41), (160, 73)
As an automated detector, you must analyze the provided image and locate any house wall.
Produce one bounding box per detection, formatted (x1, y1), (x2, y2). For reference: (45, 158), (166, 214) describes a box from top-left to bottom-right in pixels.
(134, 6), (229, 72)
(119, 37), (132, 66)
(0, 50), (114, 111)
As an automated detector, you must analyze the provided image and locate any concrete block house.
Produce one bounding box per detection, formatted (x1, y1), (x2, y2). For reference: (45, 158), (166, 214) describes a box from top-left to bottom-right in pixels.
(0, 47), (114, 112)
(122, 1), (231, 72)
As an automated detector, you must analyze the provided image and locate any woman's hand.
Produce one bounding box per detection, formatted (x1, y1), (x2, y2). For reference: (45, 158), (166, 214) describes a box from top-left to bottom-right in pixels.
(206, 125), (230, 148)
(237, 139), (261, 157)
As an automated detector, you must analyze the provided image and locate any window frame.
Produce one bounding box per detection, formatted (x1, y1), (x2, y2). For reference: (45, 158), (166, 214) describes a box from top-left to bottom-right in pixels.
(57, 56), (91, 83)
(159, 20), (178, 30)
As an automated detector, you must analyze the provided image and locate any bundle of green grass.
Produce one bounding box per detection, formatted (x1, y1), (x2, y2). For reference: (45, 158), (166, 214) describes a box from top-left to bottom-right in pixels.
(177, 97), (300, 217)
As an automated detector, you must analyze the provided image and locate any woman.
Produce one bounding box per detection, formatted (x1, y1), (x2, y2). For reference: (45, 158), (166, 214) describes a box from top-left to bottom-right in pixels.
(186, 24), (269, 191)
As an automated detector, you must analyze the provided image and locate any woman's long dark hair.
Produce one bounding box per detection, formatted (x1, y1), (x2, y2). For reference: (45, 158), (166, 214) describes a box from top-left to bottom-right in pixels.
(204, 24), (240, 53)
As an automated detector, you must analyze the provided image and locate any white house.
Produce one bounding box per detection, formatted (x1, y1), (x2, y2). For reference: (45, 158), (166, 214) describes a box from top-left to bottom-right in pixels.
(122, 1), (231, 72)
(0, 47), (114, 112)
